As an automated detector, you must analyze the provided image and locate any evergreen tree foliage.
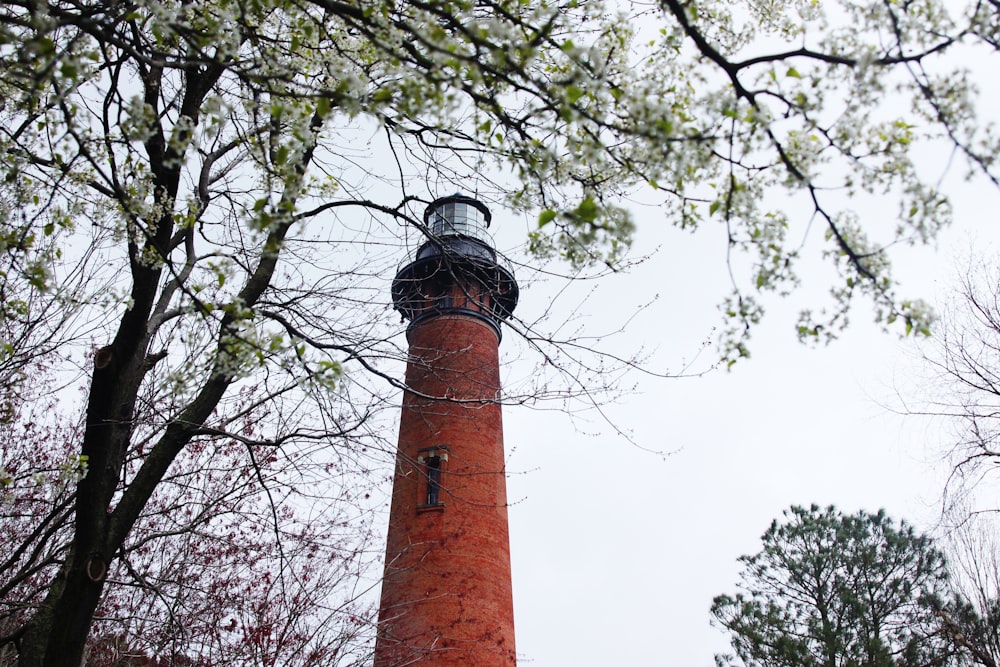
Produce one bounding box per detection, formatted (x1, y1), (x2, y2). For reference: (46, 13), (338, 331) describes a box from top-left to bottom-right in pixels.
(712, 505), (952, 667)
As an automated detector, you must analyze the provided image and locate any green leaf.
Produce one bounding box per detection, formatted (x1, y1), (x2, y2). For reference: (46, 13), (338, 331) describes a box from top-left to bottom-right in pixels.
(538, 209), (557, 227)
(316, 96), (331, 117)
(572, 196), (599, 223)
(273, 145), (289, 165)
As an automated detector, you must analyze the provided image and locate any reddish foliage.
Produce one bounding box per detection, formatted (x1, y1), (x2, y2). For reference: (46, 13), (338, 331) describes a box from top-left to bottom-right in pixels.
(2, 371), (383, 666)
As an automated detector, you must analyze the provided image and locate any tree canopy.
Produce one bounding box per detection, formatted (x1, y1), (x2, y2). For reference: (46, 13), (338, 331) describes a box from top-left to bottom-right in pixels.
(1, 0), (998, 664)
(1, 0), (997, 363)
(712, 505), (1000, 667)
(712, 505), (952, 667)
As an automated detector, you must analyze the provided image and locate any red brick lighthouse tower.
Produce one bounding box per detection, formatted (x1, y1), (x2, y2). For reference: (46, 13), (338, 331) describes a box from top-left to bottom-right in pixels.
(374, 195), (519, 667)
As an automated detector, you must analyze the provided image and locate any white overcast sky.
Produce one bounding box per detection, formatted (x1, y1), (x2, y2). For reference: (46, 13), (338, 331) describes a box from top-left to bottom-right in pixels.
(503, 172), (1000, 667)
(346, 27), (1000, 666)
(494, 100), (1000, 667)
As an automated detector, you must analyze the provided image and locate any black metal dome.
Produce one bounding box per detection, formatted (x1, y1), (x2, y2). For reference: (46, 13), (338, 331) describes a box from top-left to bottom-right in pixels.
(392, 196), (519, 335)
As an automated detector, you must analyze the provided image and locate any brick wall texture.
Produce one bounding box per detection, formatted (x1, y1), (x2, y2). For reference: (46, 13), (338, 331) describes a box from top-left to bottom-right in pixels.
(374, 312), (516, 667)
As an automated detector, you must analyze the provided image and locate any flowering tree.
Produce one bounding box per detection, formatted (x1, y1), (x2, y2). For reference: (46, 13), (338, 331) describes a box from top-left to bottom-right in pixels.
(0, 0), (998, 665)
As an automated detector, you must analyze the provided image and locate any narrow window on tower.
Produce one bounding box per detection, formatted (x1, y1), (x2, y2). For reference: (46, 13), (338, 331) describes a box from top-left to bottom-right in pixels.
(425, 456), (442, 505)
(416, 446), (448, 510)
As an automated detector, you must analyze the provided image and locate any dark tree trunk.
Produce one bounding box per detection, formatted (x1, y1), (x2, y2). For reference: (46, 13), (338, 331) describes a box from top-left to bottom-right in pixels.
(14, 63), (308, 663)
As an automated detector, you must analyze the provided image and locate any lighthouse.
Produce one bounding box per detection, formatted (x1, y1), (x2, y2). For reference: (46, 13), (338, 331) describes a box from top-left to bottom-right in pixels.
(374, 195), (519, 666)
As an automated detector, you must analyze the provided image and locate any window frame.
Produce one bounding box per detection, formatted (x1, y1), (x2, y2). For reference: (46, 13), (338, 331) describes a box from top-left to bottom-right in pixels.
(416, 446), (449, 510)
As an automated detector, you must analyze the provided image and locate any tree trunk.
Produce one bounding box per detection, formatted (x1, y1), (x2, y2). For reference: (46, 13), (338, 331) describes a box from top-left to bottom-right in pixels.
(18, 555), (108, 667)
